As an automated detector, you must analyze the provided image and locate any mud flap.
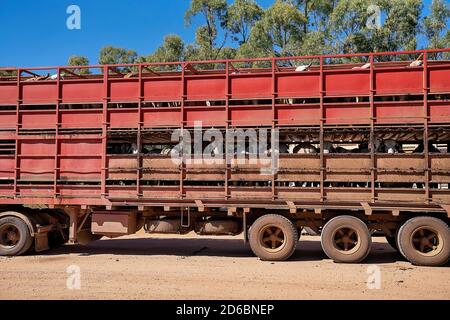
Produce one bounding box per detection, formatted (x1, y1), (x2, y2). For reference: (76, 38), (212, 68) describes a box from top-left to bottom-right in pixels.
(34, 233), (49, 252)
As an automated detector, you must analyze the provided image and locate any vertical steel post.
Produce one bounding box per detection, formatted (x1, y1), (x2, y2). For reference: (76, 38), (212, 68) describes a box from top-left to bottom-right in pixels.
(137, 64), (143, 198)
(101, 66), (109, 199)
(271, 58), (277, 200)
(369, 55), (376, 203)
(53, 67), (61, 198)
(423, 53), (430, 203)
(180, 63), (186, 199)
(319, 57), (325, 202)
(13, 69), (21, 197)
(225, 61), (230, 200)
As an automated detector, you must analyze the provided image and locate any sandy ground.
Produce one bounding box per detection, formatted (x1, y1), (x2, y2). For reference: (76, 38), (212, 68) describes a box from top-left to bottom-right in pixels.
(0, 232), (449, 300)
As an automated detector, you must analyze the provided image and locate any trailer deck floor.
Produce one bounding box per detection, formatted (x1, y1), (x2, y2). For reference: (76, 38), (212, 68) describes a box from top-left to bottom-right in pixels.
(0, 233), (449, 300)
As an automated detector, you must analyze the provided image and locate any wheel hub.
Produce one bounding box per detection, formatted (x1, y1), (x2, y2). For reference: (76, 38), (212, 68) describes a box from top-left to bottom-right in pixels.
(260, 225), (285, 251)
(333, 227), (359, 252)
(0, 225), (20, 247)
(6, 231), (17, 242)
(412, 227), (441, 255)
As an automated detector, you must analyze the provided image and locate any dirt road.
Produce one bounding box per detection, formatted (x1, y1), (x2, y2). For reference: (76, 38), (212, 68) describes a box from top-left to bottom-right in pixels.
(0, 233), (449, 300)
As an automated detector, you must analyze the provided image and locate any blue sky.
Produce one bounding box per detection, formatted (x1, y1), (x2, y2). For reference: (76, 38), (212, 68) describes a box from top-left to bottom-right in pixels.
(0, 0), (437, 67)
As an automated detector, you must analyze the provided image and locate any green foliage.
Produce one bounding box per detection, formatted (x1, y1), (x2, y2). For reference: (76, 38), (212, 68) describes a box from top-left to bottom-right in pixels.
(328, 0), (423, 61)
(227, 0), (263, 44)
(67, 55), (90, 74)
(424, 0), (450, 49)
(147, 35), (185, 63)
(329, 0), (378, 54)
(243, 0), (307, 58)
(99, 46), (137, 65)
(0, 69), (17, 78)
(185, 0), (229, 61)
(295, 0), (337, 33)
(381, 0), (422, 52)
(4, 1), (449, 73)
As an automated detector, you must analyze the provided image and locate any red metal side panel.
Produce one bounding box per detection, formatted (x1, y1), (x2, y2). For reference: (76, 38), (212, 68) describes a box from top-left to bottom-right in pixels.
(375, 102), (423, 124)
(58, 185), (101, 197)
(19, 140), (55, 180)
(185, 186), (225, 199)
(60, 157), (101, 181)
(107, 186), (137, 198)
(0, 184), (13, 197)
(61, 81), (103, 103)
(186, 76), (225, 100)
(108, 109), (139, 128)
(19, 110), (55, 129)
(60, 110), (103, 128)
(429, 67), (450, 93)
(429, 100), (450, 123)
(142, 108), (181, 127)
(19, 139), (55, 155)
(141, 186), (180, 199)
(0, 131), (15, 140)
(21, 82), (57, 104)
(18, 185), (53, 197)
(109, 80), (140, 102)
(18, 157), (54, 181)
(0, 83), (17, 104)
(107, 156), (137, 181)
(375, 69), (422, 94)
(230, 106), (272, 126)
(325, 104), (370, 124)
(59, 139), (102, 181)
(276, 105), (321, 126)
(143, 78), (181, 101)
(0, 156), (14, 179)
(276, 73), (320, 97)
(184, 107), (225, 127)
(231, 75), (272, 99)
(325, 71), (369, 96)
(0, 110), (16, 129)
(59, 139), (102, 155)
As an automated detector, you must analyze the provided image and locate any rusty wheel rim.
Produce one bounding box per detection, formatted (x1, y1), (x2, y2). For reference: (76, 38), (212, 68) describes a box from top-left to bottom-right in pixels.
(259, 225), (286, 253)
(332, 227), (360, 254)
(411, 227), (443, 257)
(0, 224), (20, 248)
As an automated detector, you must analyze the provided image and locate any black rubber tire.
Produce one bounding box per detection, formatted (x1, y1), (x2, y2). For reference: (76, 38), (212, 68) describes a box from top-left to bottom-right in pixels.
(321, 215), (372, 263)
(386, 235), (398, 251)
(0, 216), (33, 256)
(397, 216), (450, 266)
(249, 214), (298, 261)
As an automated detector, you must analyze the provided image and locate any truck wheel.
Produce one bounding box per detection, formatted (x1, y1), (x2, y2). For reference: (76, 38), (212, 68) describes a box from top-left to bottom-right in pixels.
(386, 235), (398, 251)
(321, 215), (372, 263)
(0, 216), (33, 256)
(249, 214), (298, 261)
(397, 216), (450, 266)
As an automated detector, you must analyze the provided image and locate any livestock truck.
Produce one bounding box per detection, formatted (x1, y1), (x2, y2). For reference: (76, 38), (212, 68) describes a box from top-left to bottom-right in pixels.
(0, 48), (450, 266)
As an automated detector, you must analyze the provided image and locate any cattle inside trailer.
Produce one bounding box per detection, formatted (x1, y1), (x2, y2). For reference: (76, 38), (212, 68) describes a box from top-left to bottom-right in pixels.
(0, 49), (450, 266)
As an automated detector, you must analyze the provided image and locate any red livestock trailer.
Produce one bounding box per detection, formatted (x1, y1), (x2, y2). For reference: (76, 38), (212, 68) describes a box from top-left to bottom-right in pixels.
(0, 48), (449, 266)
